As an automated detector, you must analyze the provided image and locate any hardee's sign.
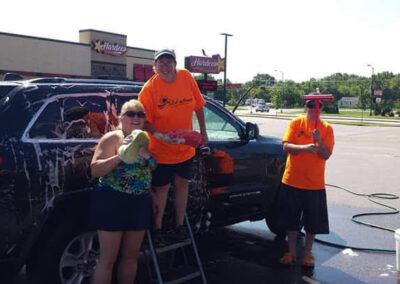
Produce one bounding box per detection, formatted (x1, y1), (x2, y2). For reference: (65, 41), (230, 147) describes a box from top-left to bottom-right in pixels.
(91, 40), (127, 56)
(185, 55), (225, 74)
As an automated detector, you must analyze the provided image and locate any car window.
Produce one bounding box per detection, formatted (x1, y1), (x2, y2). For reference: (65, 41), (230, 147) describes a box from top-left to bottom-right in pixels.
(193, 103), (241, 141)
(112, 93), (138, 114)
(28, 94), (117, 139)
(0, 85), (17, 100)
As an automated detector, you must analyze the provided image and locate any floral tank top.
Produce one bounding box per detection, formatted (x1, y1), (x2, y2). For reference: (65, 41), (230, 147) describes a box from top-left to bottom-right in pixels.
(97, 156), (157, 195)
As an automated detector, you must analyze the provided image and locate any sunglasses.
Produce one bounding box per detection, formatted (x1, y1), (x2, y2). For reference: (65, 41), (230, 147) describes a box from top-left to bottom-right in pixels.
(306, 102), (322, 109)
(123, 110), (146, 118)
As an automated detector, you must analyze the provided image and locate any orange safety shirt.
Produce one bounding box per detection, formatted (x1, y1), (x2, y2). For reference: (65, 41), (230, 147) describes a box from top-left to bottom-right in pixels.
(138, 69), (205, 164)
(281, 116), (334, 190)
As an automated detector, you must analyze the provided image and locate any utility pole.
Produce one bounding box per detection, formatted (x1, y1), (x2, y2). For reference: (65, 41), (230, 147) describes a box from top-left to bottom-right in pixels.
(367, 64), (374, 116)
(274, 69), (284, 114)
(220, 33), (233, 107)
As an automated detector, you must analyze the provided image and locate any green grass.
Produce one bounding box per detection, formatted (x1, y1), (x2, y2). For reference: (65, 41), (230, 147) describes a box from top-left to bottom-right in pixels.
(325, 120), (400, 127)
(284, 108), (400, 120)
(226, 105), (247, 111)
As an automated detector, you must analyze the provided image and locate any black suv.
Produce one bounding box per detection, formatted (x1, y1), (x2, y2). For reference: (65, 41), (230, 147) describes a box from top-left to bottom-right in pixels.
(0, 78), (286, 283)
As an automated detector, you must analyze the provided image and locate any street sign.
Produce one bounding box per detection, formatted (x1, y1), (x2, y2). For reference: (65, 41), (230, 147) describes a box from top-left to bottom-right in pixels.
(196, 80), (218, 91)
(185, 55), (224, 74)
(227, 83), (242, 89)
(374, 89), (383, 97)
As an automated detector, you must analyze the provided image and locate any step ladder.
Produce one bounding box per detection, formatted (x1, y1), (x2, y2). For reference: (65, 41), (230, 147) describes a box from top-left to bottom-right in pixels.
(145, 214), (207, 284)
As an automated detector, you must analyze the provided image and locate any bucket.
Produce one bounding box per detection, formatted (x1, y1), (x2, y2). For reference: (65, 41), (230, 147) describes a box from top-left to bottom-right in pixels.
(395, 229), (400, 271)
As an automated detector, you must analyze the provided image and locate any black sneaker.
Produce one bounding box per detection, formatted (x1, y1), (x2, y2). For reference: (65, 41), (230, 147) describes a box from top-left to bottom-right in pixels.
(171, 225), (190, 242)
(152, 229), (167, 247)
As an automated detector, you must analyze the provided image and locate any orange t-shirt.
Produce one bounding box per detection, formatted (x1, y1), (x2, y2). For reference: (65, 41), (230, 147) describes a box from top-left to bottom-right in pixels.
(138, 69), (205, 164)
(281, 116), (334, 190)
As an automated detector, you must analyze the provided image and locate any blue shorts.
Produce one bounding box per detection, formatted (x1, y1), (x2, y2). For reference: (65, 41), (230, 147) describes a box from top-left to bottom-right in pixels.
(280, 183), (329, 234)
(90, 188), (152, 231)
(152, 157), (194, 187)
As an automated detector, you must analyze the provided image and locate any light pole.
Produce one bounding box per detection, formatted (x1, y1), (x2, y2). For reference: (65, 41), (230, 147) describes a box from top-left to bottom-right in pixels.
(367, 64), (374, 116)
(220, 33), (233, 107)
(274, 69), (284, 114)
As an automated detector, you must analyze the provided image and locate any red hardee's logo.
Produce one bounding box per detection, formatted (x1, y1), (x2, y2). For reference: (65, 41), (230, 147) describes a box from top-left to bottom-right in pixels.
(184, 55), (224, 74)
(91, 40), (127, 56)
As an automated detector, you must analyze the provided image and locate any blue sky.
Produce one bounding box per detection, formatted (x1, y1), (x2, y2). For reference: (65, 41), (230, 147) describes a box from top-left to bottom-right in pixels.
(1, 0), (399, 83)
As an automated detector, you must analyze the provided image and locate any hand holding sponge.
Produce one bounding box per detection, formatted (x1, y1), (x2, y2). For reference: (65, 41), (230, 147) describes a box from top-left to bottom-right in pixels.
(118, 129), (149, 164)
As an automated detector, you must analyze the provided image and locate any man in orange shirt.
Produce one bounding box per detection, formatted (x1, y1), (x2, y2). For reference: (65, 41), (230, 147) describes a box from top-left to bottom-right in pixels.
(279, 99), (334, 267)
(138, 48), (208, 244)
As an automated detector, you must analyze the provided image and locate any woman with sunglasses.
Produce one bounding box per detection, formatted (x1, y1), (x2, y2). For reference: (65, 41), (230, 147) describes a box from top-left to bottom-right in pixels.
(90, 99), (157, 284)
(138, 48), (208, 245)
(279, 99), (335, 268)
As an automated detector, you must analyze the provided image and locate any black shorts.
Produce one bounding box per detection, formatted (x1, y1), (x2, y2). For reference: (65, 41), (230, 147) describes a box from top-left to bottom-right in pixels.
(280, 183), (329, 234)
(90, 188), (152, 231)
(152, 157), (194, 187)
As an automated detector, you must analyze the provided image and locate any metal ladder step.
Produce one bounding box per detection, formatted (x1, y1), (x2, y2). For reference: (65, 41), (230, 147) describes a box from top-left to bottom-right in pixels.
(164, 271), (201, 284)
(142, 239), (192, 257)
(145, 214), (207, 284)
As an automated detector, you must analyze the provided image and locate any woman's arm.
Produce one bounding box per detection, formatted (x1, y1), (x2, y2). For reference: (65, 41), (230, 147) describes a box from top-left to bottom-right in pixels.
(90, 132), (122, 178)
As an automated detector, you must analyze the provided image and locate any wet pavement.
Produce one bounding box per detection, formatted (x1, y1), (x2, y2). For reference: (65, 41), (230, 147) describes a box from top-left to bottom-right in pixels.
(195, 219), (398, 284)
(216, 116), (400, 283)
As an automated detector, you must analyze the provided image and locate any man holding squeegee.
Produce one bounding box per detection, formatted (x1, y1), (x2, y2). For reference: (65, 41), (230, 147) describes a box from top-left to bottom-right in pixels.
(279, 91), (335, 267)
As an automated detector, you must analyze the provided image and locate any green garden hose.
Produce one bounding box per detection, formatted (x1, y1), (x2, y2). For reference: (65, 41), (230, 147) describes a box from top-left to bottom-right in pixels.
(314, 184), (399, 253)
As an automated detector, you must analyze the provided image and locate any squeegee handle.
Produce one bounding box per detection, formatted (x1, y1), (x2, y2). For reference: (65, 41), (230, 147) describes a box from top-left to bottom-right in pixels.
(315, 101), (320, 129)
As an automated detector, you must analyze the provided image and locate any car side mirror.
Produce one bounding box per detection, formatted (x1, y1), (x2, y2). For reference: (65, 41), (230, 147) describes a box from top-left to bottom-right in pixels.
(245, 122), (259, 140)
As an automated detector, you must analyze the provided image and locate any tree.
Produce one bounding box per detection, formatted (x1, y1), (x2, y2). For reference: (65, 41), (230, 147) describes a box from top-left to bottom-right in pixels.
(235, 71), (400, 113)
(194, 74), (216, 81)
(356, 85), (369, 111)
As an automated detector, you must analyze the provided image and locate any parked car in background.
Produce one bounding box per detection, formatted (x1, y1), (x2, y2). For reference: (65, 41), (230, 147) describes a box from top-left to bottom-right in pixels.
(0, 77), (285, 283)
(255, 103), (270, 112)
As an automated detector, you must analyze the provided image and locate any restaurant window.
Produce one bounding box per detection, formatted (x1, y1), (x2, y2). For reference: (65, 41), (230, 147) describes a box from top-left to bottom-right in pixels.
(133, 64), (154, 82)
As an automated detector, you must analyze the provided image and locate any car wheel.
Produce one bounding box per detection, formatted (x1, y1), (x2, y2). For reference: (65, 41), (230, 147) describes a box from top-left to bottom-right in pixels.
(265, 212), (286, 238)
(264, 184), (287, 238)
(27, 220), (99, 284)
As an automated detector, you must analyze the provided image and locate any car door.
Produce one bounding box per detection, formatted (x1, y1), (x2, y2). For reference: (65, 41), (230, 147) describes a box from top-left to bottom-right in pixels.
(23, 92), (116, 218)
(193, 101), (269, 226)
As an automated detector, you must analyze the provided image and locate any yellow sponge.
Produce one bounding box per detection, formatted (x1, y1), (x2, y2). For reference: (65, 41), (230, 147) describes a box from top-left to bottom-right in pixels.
(118, 130), (149, 164)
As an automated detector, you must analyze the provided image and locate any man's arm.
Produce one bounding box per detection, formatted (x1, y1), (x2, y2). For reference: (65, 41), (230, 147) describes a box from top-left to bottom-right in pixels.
(143, 121), (182, 144)
(283, 142), (319, 155)
(195, 108), (208, 147)
(313, 129), (332, 160)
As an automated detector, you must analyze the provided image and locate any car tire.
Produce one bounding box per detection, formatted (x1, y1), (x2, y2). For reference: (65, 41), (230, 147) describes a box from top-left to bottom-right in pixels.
(265, 212), (286, 238)
(264, 184), (286, 238)
(26, 219), (98, 284)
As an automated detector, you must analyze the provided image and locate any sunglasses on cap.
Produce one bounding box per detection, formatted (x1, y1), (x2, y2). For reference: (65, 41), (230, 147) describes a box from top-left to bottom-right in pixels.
(122, 110), (146, 118)
(306, 102), (322, 109)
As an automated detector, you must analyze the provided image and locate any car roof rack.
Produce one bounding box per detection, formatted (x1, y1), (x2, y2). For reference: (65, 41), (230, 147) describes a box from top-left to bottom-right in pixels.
(3, 73), (24, 81)
(26, 77), (144, 86)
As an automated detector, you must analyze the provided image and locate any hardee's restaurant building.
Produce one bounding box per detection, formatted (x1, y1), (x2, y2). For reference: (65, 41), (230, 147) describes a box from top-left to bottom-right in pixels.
(0, 29), (155, 81)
